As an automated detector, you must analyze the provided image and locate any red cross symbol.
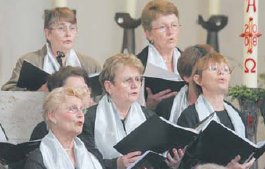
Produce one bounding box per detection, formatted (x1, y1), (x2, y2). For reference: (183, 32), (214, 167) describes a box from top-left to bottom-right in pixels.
(240, 17), (262, 54)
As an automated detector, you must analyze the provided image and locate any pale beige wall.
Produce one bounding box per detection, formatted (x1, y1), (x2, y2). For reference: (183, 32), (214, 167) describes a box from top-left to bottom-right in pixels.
(0, 0), (265, 87)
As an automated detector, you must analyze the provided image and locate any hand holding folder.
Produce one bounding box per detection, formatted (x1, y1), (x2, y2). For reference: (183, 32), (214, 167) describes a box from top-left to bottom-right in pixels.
(114, 116), (199, 154)
(17, 61), (49, 91)
(114, 116), (265, 167)
(183, 120), (265, 166)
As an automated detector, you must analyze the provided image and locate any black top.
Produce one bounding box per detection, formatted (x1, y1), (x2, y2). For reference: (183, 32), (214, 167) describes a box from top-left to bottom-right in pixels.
(29, 122), (105, 168)
(177, 104), (200, 129)
(24, 149), (45, 169)
(78, 104), (156, 169)
(137, 46), (182, 117)
(24, 148), (103, 169)
(154, 96), (175, 120)
(137, 46), (149, 69)
(215, 109), (234, 130)
(137, 46), (182, 72)
(177, 103), (239, 131)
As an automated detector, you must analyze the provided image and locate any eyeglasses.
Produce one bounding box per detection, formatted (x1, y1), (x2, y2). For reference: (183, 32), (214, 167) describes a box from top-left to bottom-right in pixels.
(207, 63), (231, 75)
(152, 23), (181, 33)
(66, 105), (85, 114)
(50, 24), (77, 33)
(114, 76), (144, 87)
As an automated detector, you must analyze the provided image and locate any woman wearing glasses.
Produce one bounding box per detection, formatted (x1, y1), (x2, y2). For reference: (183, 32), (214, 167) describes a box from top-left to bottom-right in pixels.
(137, 0), (183, 111)
(1, 7), (101, 91)
(24, 87), (103, 169)
(79, 54), (183, 169)
(156, 44), (215, 124)
(29, 66), (95, 141)
(177, 53), (254, 169)
(177, 53), (244, 132)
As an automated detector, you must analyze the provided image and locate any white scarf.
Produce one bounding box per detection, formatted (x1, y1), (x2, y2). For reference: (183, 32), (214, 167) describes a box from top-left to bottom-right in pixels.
(40, 131), (102, 169)
(146, 44), (180, 74)
(43, 43), (81, 74)
(138, 44), (182, 105)
(169, 85), (189, 124)
(195, 95), (245, 138)
(95, 95), (146, 159)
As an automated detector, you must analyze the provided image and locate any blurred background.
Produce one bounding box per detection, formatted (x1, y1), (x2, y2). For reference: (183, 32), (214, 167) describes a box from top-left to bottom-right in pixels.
(0, 0), (264, 87)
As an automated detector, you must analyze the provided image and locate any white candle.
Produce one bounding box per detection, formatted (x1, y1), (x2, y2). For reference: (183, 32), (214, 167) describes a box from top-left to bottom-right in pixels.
(125, 0), (137, 18)
(209, 0), (220, 15)
(242, 0), (260, 88)
(53, 0), (68, 7)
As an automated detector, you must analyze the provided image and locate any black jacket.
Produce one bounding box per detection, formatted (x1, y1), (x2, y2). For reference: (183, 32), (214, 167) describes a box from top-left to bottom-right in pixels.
(79, 104), (156, 169)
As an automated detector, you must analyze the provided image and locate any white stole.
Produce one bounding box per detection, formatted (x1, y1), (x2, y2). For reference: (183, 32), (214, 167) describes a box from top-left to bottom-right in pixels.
(95, 95), (146, 159)
(43, 43), (81, 74)
(195, 95), (245, 138)
(40, 131), (102, 169)
(146, 44), (180, 74)
(169, 85), (189, 124)
(138, 44), (182, 105)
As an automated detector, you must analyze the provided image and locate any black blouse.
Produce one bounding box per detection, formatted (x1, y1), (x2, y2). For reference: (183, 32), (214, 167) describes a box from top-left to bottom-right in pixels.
(177, 104), (236, 131)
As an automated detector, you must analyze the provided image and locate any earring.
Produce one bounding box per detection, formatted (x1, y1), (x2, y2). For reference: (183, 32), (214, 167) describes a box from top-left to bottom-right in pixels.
(107, 95), (111, 102)
(51, 119), (57, 124)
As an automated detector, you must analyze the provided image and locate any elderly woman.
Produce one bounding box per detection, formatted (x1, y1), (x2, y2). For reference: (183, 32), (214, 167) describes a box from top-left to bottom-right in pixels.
(30, 66), (94, 141)
(138, 0), (183, 110)
(1, 7), (100, 91)
(79, 54), (183, 169)
(29, 66), (104, 167)
(177, 53), (254, 169)
(24, 87), (103, 169)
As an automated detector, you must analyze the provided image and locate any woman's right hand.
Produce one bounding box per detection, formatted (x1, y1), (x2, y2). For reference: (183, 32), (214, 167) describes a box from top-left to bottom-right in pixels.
(146, 87), (177, 110)
(117, 151), (141, 169)
(37, 83), (49, 92)
(166, 148), (185, 169)
(226, 155), (255, 169)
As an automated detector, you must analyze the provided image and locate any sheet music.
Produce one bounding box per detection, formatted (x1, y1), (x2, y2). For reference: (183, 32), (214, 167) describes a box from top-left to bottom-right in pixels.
(159, 117), (199, 134)
(143, 63), (182, 81)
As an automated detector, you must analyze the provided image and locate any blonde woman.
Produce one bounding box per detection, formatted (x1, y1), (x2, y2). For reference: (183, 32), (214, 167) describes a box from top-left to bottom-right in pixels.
(25, 87), (103, 169)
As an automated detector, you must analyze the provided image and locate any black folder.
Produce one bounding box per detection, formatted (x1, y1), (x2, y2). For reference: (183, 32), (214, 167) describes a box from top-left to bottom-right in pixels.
(17, 61), (49, 91)
(89, 73), (103, 97)
(183, 120), (265, 166)
(114, 117), (265, 167)
(144, 77), (185, 94)
(114, 116), (198, 154)
(0, 140), (41, 165)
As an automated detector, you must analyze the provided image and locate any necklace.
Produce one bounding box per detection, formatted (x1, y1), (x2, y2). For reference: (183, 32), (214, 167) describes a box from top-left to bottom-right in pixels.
(163, 57), (172, 64)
